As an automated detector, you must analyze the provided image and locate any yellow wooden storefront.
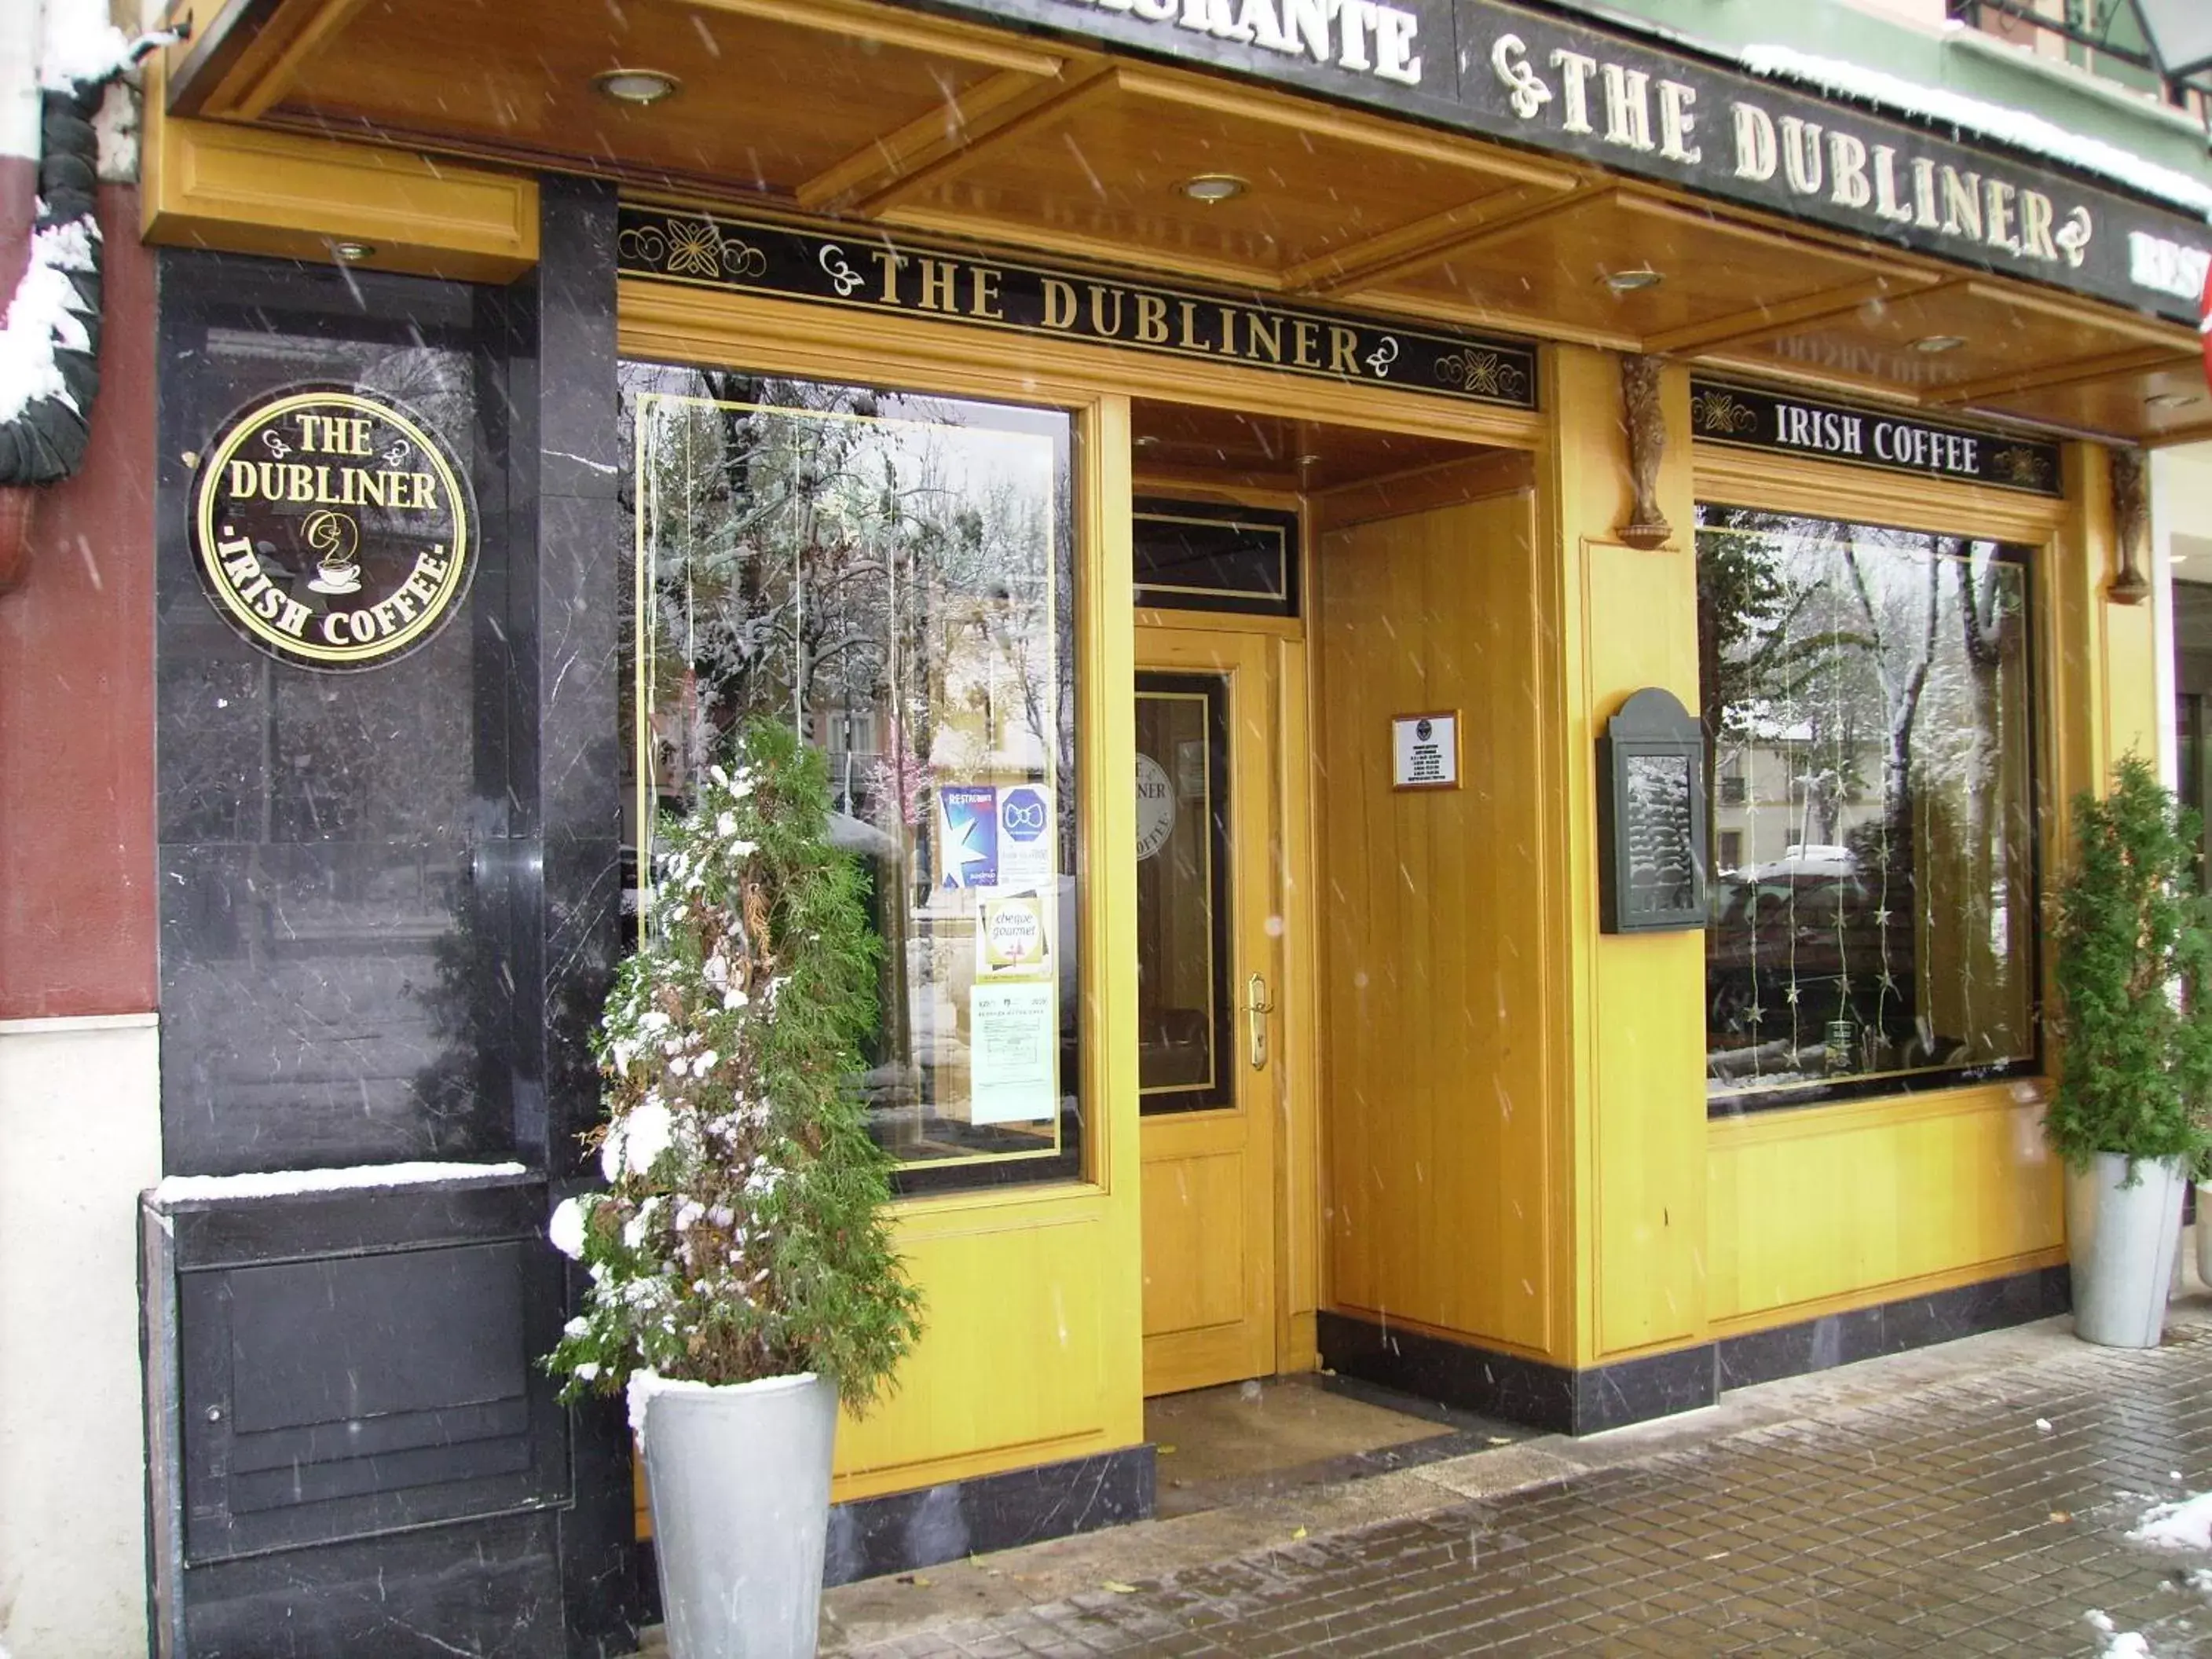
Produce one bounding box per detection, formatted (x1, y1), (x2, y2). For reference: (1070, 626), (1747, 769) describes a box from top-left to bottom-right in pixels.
(136, 0), (2183, 1516)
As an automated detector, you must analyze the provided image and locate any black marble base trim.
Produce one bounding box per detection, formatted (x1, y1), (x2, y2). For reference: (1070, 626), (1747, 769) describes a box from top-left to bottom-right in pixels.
(1322, 1267), (2071, 1438)
(1318, 1313), (1712, 1436)
(180, 1510), (573, 1659)
(637, 1443), (1155, 1613)
(1714, 1265), (2070, 1392)
(825, 1444), (1154, 1585)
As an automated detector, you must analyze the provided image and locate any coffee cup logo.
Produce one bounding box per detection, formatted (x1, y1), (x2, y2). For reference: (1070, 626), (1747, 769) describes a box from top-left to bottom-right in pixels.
(303, 510), (364, 595)
(190, 386), (474, 671)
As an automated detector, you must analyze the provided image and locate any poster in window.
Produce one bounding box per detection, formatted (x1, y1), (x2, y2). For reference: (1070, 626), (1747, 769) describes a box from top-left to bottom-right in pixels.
(969, 981), (1057, 1125)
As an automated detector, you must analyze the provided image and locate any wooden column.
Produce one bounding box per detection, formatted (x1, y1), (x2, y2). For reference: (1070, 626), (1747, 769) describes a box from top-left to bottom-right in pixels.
(1545, 344), (1708, 1368)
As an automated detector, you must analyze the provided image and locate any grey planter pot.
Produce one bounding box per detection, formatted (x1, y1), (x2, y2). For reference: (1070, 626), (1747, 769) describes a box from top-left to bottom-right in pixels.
(2064, 1152), (2186, 1349)
(639, 1372), (837, 1659)
(2197, 1182), (2212, 1291)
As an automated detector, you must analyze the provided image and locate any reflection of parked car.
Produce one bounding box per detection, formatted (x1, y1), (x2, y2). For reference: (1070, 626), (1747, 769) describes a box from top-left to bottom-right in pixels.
(1706, 851), (1888, 1047)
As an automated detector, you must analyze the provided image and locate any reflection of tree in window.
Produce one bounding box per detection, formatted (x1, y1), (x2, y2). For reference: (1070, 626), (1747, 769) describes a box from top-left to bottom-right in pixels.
(621, 366), (1079, 1187)
(1697, 505), (2034, 1108)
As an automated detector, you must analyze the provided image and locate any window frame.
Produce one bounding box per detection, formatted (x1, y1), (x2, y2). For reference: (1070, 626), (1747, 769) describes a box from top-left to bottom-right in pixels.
(617, 292), (1141, 1206)
(623, 368), (1088, 1194)
(1691, 441), (2064, 1122)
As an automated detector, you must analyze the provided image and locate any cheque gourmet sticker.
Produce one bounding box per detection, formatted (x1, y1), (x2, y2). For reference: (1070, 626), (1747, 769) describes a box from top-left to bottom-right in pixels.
(190, 386), (475, 671)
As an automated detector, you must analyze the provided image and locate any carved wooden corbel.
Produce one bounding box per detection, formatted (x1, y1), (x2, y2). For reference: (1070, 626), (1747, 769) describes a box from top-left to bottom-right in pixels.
(2109, 445), (2150, 605)
(1618, 354), (1671, 551)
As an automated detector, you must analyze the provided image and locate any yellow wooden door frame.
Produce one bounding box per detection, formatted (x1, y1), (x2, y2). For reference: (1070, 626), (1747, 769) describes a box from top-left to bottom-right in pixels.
(1133, 623), (1296, 1396)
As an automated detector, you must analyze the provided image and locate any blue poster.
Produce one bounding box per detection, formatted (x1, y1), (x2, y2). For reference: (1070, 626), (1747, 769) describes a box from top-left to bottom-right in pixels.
(938, 785), (999, 889)
(998, 785), (1053, 884)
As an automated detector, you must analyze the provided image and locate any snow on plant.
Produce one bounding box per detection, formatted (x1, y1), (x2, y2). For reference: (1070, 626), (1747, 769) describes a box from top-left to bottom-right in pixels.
(546, 717), (921, 1413)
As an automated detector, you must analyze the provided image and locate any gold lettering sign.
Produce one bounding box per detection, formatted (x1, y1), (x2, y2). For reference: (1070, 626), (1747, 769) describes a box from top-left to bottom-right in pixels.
(190, 387), (474, 670)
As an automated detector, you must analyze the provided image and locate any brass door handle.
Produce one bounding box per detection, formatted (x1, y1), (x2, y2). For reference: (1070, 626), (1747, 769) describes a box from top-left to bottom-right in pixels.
(1247, 972), (1275, 1071)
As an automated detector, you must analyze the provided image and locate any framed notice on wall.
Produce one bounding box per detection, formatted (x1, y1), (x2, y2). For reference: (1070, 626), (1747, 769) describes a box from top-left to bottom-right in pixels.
(1597, 687), (1707, 932)
(1392, 712), (1460, 791)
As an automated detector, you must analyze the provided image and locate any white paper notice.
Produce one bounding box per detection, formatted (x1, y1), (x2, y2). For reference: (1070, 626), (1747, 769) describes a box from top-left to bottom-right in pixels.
(1391, 712), (1459, 789)
(969, 980), (1057, 1125)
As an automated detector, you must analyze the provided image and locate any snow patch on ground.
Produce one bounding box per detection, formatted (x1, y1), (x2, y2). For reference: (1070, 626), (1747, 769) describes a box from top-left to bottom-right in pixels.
(2133, 1493), (2212, 1551)
(1738, 44), (2212, 218)
(154, 1161), (529, 1203)
(2089, 1610), (2154, 1657)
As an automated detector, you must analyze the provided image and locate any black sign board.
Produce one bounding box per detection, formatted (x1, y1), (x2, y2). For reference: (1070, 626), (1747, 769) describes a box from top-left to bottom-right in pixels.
(895, 0), (2212, 328)
(616, 205), (1537, 411)
(1599, 687), (1706, 934)
(189, 385), (476, 672)
(1688, 378), (2064, 496)
(1133, 498), (1299, 617)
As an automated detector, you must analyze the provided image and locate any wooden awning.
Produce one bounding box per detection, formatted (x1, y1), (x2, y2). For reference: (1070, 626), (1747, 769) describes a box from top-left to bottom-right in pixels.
(151, 0), (2211, 445)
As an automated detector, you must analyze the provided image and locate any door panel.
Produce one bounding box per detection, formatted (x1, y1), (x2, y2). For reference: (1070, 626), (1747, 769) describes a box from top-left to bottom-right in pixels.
(1139, 1151), (1247, 1335)
(1137, 629), (1280, 1397)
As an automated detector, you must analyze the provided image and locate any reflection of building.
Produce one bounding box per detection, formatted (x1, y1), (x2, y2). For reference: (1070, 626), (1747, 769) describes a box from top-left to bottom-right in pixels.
(1713, 723), (1887, 874)
(5, 0), (2211, 1651)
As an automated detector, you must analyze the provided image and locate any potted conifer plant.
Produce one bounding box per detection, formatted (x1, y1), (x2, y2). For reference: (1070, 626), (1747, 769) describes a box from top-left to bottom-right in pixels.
(547, 718), (922, 1659)
(2046, 754), (2212, 1349)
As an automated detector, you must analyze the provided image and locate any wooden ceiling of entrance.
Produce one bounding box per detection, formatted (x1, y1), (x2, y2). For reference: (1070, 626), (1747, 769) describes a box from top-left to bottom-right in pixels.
(159, 0), (2211, 447)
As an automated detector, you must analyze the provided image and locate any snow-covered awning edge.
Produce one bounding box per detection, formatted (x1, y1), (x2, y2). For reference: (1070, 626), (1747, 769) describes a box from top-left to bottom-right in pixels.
(1739, 43), (2212, 222)
(0, 13), (178, 488)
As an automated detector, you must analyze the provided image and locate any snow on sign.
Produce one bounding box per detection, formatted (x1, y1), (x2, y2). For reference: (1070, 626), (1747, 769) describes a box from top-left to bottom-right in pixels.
(189, 386), (475, 672)
(1392, 712), (1459, 791)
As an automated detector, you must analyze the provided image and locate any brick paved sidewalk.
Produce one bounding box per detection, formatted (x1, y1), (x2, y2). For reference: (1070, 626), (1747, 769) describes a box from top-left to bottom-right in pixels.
(820, 1314), (2212, 1657)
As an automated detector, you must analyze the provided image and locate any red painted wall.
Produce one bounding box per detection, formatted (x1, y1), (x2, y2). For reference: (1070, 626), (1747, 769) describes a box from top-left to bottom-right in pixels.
(0, 182), (157, 1018)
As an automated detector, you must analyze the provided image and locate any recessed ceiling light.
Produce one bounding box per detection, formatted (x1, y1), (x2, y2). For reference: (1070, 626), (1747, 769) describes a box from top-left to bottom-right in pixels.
(331, 241), (375, 263)
(1602, 267), (1664, 293)
(1177, 174), (1247, 203)
(1908, 334), (1968, 353)
(2147, 391), (2202, 410)
(1295, 452), (1324, 467)
(594, 68), (679, 105)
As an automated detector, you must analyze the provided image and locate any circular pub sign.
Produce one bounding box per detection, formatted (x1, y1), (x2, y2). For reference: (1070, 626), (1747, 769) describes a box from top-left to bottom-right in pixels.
(1135, 753), (1177, 862)
(191, 386), (474, 671)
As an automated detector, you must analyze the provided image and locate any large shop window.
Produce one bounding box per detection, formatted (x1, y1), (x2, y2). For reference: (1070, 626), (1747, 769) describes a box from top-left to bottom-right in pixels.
(621, 365), (1081, 1192)
(1696, 504), (2038, 1111)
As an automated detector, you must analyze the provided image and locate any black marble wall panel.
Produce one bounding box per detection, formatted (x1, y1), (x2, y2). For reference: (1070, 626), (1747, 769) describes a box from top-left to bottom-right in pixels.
(486, 177), (639, 1657)
(179, 1509), (566, 1658)
(153, 192), (643, 1656)
(156, 254), (522, 1177)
